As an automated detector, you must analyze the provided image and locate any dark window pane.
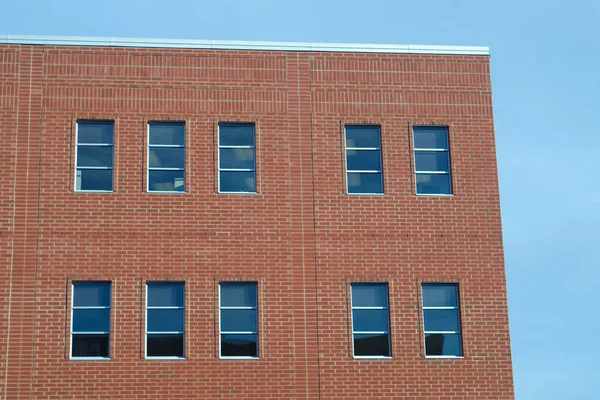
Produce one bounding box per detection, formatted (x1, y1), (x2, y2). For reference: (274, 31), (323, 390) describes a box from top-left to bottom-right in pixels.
(148, 170), (185, 192)
(73, 283), (110, 307)
(220, 284), (257, 307)
(352, 309), (389, 332)
(147, 334), (184, 357)
(354, 333), (390, 357)
(221, 334), (257, 357)
(147, 283), (184, 307)
(352, 285), (387, 307)
(147, 309), (184, 332)
(78, 122), (113, 144)
(425, 333), (462, 356)
(347, 172), (383, 194)
(221, 309), (257, 332)
(416, 173), (451, 195)
(219, 171), (256, 193)
(148, 148), (185, 169)
(423, 309), (460, 332)
(72, 334), (109, 358)
(346, 126), (380, 148)
(77, 169), (113, 191)
(413, 127), (448, 149)
(77, 146), (113, 168)
(219, 148), (255, 169)
(422, 284), (458, 307)
(219, 124), (255, 146)
(149, 123), (185, 145)
(72, 309), (110, 333)
(347, 150), (381, 171)
(415, 151), (449, 172)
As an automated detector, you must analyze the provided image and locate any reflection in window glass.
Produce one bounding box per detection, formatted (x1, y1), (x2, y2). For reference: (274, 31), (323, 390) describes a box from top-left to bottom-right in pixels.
(219, 123), (256, 193)
(72, 282), (111, 358)
(76, 121), (114, 192)
(413, 126), (452, 195)
(148, 122), (185, 192)
(220, 283), (258, 357)
(422, 283), (462, 357)
(146, 282), (185, 358)
(345, 126), (383, 194)
(351, 283), (390, 357)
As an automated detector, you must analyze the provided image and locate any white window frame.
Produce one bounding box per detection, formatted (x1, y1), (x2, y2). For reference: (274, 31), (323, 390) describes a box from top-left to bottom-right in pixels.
(350, 283), (391, 359)
(75, 120), (114, 192)
(147, 122), (186, 193)
(219, 282), (259, 359)
(70, 282), (111, 360)
(413, 126), (452, 196)
(217, 123), (256, 194)
(145, 282), (185, 360)
(422, 283), (463, 358)
(344, 125), (384, 195)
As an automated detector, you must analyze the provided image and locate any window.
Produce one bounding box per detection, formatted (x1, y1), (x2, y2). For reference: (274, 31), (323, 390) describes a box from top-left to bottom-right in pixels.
(345, 125), (383, 194)
(413, 126), (452, 195)
(146, 282), (185, 358)
(75, 121), (114, 191)
(218, 123), (256, 193)
(351, 283), (390, 357)
(148, 122), (185, 192)
(219, 282), (258, 358)
(71, 282), (111, 359)
(422, 283), (463, 357)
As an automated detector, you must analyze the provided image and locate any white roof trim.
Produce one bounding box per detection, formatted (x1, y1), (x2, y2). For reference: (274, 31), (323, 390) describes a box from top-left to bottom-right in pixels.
(0, 35), (489, 56)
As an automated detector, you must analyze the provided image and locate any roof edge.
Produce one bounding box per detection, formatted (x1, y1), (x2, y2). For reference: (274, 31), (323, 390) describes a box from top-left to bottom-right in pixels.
(0, 35), (490, 56)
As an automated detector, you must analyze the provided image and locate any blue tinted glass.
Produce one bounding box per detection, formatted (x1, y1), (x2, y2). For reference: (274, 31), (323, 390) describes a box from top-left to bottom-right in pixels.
(147, 309), (184, 332)
(415, 152), (449, 172)
(219, 148), (255, 169)
(148, 170), (185, 192)
(148, 148), (185, 168)
(221, 309), (257, 332)
(351, 285), (387, 307)
(352, 309), (389, 332)
(78, 122), (113, 144)
(353, 333), (390, 357)
(416, 173), (451, 195)
(74, 283), (110, 307)
(72, 309), (110, 333)
(147, 334), (184, 357)
(346, 150), (381, 171)
(424, 309), (460, 332)
(72, 334), (109, 358)
(77, 146), (113, 168)
(425, 333), (462, 356)
(347, 172), (383, 194)
(221, 334), (257, 357)
(414, 127), (448, 149)
(77, 169), (113, 191)
(346, 126), (380, 148)
(148, 283), (184, 307)
(219, 124), (255, 146)
(221, 284), (257, 307)
(149, 123), (185, 145)
(422, 284), (458, 307)
(219, 171), (256, 193)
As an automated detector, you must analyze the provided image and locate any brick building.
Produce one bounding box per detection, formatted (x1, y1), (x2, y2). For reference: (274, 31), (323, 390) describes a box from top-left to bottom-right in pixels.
(0, 35), (513, 399)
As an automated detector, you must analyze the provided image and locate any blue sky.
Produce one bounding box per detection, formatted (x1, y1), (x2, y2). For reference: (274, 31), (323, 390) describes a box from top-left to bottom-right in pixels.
(2, 0), (599, 398)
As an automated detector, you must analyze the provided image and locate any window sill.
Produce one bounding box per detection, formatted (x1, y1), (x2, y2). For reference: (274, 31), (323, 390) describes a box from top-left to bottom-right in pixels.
(416, 193), (453, 197)
(347, 193), (385, 196)
(425, 355), (464, 359)
(74, 190), (113, 193)
(218, 192), (258, 195)
(70, 357), (110, 361)
(353, 356), (392, 360)
(219, 356), (259, 360)
(145, 356), (185, 360)
(147, 191), (186, 194)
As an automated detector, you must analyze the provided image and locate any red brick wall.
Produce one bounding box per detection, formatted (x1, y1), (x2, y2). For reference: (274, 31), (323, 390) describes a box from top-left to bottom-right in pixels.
(0, 44), (513, 399)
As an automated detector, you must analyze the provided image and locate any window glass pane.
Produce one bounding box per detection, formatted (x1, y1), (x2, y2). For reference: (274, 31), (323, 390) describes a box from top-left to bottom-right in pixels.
(72, 334), (109, 358)
(347, 150), (381, 171)
(351, 285), (387, 308)
(147, 309), (184, 332)
(423, 309), (460, 332)
(422, 284), (458, 307)
(72, 309), (110, 333)
(76, 169), (113, 191)
(148, 170), (185, 192)
(78, 122), (113, 144)
(346, 126), (380, 148)
(221, 284), (257, 307)
(148, 283), (184, 307)
(221, 309), (257, 332)
(413, 127), (448, 149)
(148, 148), (185, 169)
(221, 334), (257, 357)
(73, 283), (110, 307)
(353, 333), (390, 357)
(415, 151), (449, 172)
(149, 123), (185, 145)
(220, 171), (256, 193)
(219, 124), (255, 146)
(416, 173), (451, 195)
(425, 333), (462, 356)
(347, 172), (383, 194)
(219, 148), (255, 170)
(77, 146), (113, 168)
(352, 309), (389, 332)
(147, 334), (184, 357)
